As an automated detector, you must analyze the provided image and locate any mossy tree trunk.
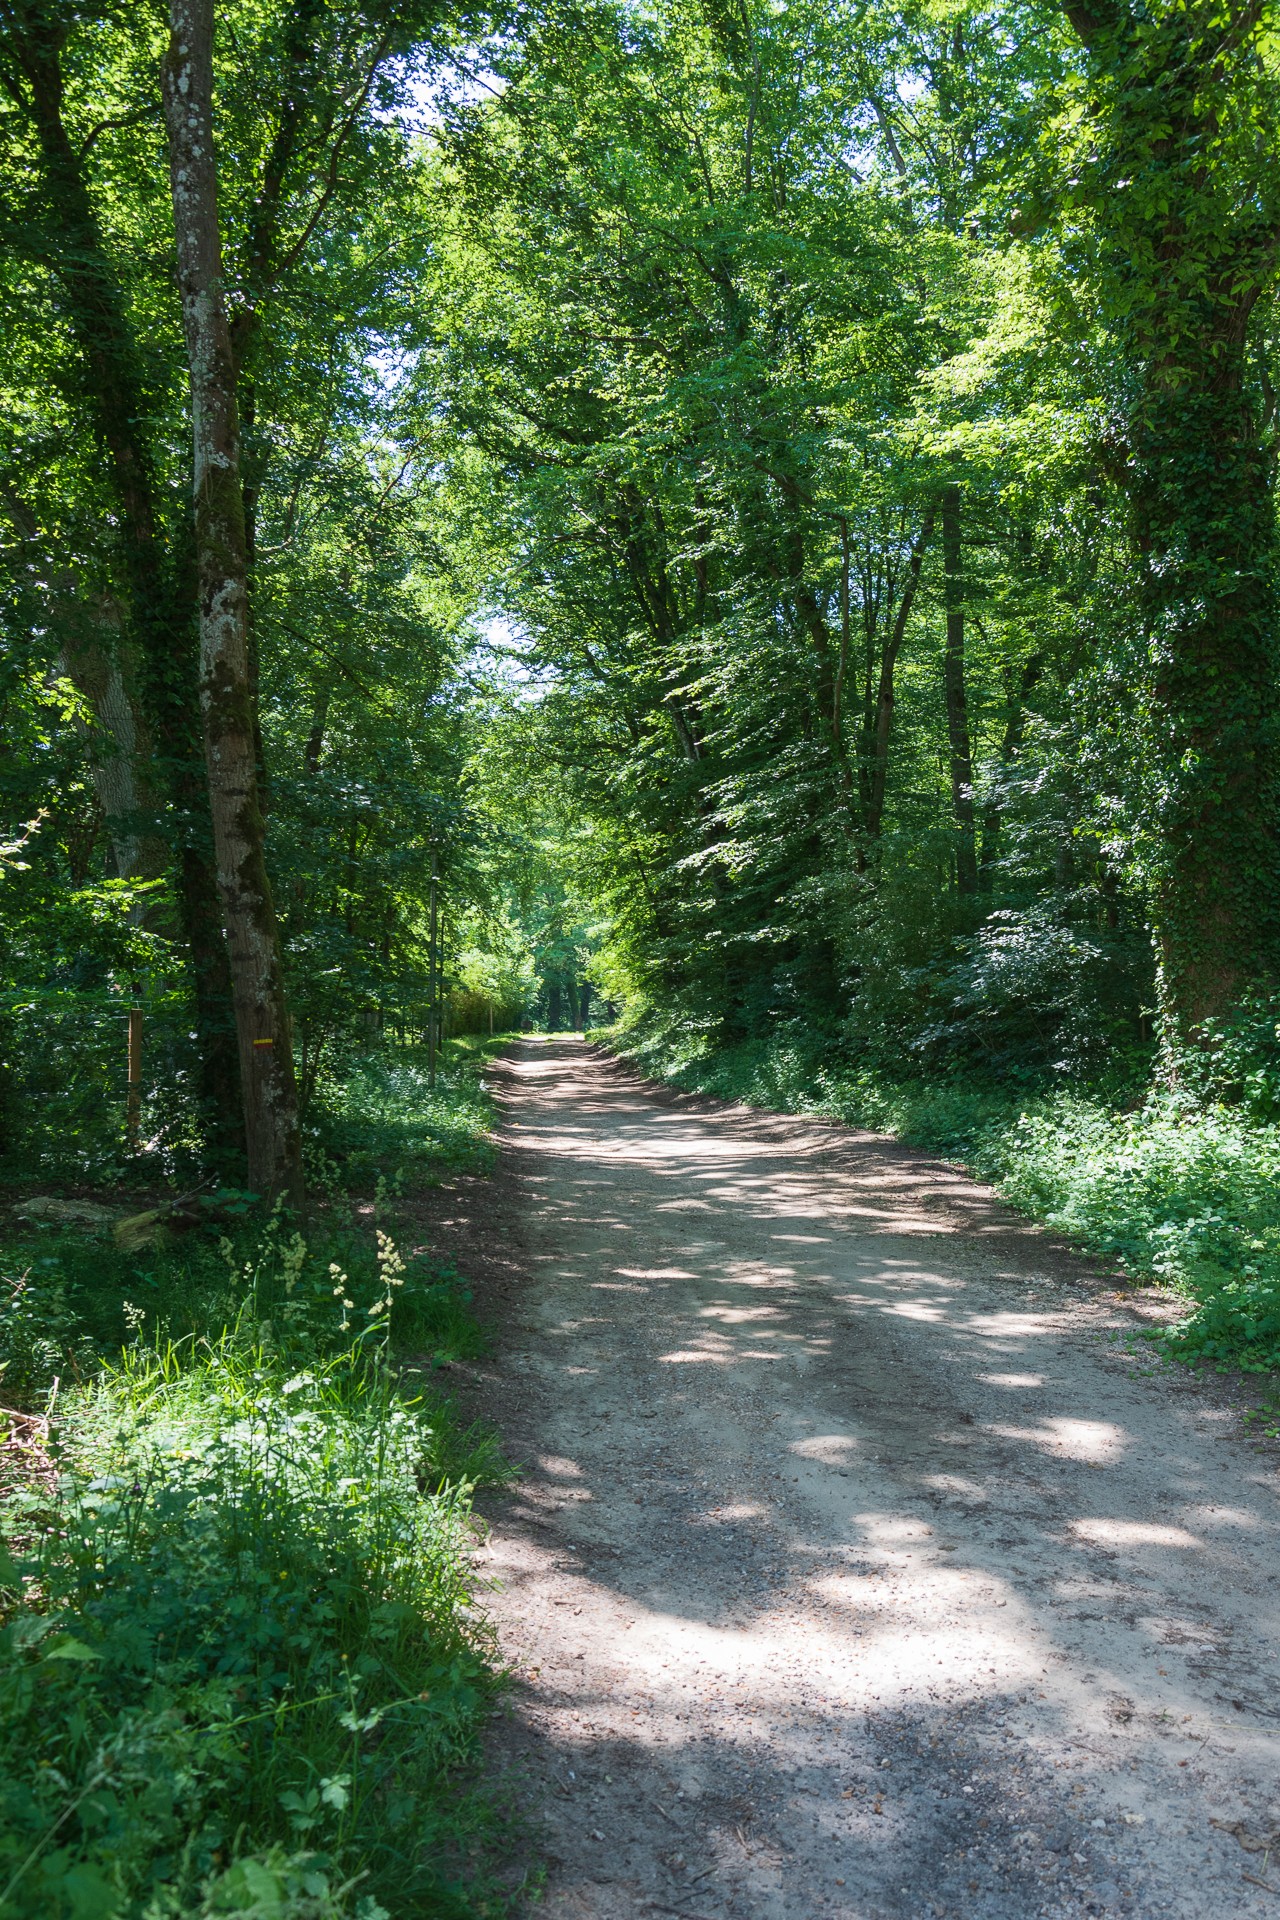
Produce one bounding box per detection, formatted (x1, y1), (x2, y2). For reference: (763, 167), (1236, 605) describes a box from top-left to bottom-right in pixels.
(163, 0), (301, 1199)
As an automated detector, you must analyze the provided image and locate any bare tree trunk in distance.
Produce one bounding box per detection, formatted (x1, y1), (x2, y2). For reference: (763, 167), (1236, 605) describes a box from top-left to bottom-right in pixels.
(862, 507), (936, 848)
(162, 0), (300, 1199)
(428, 848), (438, 1088)
(941, 485), (979, 895)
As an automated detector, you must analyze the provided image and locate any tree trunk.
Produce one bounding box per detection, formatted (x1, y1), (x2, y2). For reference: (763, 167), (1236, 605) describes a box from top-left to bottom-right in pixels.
(59, 614), (169, 888)
(769, 476), (856, 800)
(163, 0), (300, 1199)
(979, 656), (1041, 885)
(1135, 352), (1280, 1039)
(941, 485), (978, 895)
(427, 849), (438, 1086)
(0, 484), (167, 888)
(302, 683), (331, 777)
(863, 507), (936, 844)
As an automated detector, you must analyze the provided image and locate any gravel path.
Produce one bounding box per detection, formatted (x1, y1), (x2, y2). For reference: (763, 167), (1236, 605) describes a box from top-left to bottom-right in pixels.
(473, 1039), (1280, 1920)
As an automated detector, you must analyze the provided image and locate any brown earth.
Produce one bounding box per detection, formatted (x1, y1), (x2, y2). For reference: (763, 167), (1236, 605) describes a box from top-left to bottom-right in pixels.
(429, 1038), (1280, 1920)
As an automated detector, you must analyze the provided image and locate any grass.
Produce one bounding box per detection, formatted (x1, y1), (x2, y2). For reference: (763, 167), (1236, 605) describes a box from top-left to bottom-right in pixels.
(0, 1040), (520, 1919)
(609, 1015), (1280, 1383)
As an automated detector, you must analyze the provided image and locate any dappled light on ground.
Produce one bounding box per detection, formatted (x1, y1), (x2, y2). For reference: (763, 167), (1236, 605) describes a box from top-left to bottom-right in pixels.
(480, 1041), (1280, 1920)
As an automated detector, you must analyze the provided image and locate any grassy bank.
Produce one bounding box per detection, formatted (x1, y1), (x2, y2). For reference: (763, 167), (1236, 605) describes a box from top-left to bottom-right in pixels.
(0, 1041), (518, 1920)
(610, 1019), (1280, 1384)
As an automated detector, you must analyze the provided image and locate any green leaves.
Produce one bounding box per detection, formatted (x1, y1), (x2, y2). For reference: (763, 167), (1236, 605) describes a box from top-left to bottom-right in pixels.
(40, 1638), (102, 1665)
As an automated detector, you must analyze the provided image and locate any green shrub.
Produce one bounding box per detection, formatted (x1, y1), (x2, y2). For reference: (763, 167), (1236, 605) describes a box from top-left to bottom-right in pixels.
(0, 1255), (91, 1404)
(994, 1098), (1280, 1372)
(0, 1334), (500, 1918)
(392, 1264), (490, 1366)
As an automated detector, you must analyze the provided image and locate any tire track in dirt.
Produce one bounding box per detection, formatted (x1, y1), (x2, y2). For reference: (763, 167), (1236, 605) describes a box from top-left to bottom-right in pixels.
(469, 1039), (1280, 1920)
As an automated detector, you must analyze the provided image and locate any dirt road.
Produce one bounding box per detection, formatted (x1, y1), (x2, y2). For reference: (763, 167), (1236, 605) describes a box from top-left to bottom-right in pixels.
(473, 1040), (1280, 1920)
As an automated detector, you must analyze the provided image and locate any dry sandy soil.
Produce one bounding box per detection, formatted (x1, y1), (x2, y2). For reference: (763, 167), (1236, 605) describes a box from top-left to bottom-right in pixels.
(449, 1038), (1280, 1920)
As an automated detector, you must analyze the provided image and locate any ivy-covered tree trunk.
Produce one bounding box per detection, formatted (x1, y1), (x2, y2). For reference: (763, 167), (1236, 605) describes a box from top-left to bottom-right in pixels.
(163, 0), (301, 1198)
(1063, 0), (1280, 1045)
(1134, 352), (1280, 1039)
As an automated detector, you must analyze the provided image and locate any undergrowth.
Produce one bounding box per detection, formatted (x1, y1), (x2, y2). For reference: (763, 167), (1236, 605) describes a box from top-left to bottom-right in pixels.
(0, 1040), (517, 1919)
(310, 1039), (503, 1192)
(610, 1015), (1280, 1381)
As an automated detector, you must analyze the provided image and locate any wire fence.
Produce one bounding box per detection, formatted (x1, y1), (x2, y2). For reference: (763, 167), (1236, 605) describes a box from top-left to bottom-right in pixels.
(0, 982), (206, 1181)
(0, 979), (525, 1182)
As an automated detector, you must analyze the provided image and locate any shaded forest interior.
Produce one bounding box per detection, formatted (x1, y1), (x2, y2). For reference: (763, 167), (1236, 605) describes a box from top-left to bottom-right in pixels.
(2, 0), (1280, 1913)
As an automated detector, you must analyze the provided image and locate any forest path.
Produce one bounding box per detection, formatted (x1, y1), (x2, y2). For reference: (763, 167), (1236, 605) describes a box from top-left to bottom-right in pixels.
(474, 1040), (1280, 1920)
